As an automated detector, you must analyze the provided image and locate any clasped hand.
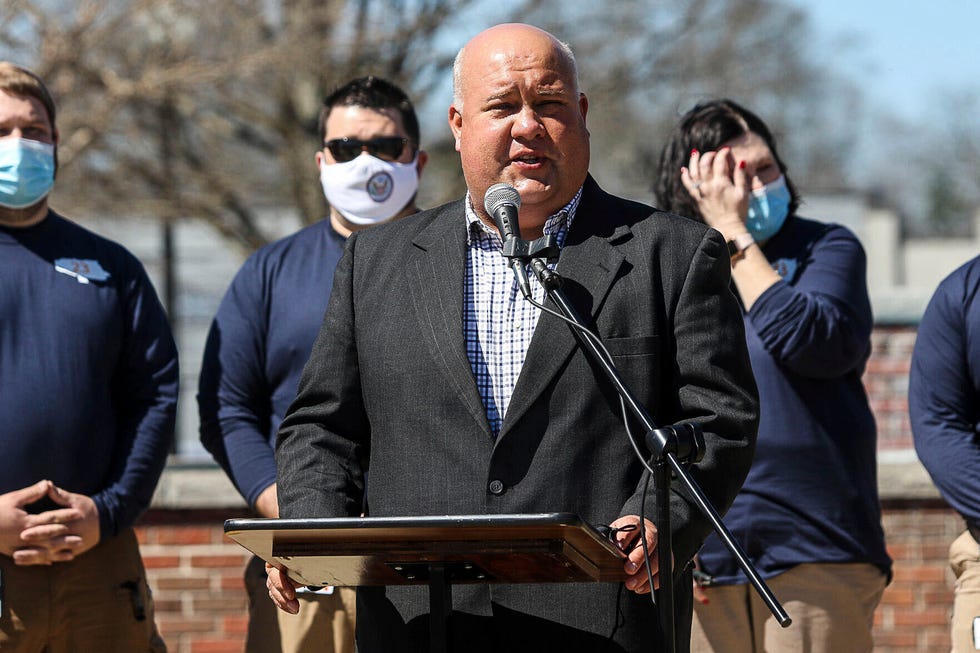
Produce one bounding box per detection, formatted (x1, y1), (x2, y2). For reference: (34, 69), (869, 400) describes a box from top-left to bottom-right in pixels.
(0, 480), (101, 565)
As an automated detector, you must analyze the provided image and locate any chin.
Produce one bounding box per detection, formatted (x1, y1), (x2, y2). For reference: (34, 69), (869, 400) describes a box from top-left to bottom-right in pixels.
(511, 177), (553, 199)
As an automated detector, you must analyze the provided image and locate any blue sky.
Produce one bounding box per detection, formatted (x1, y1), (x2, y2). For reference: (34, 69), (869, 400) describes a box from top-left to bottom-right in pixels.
(785, 0), (980, 122)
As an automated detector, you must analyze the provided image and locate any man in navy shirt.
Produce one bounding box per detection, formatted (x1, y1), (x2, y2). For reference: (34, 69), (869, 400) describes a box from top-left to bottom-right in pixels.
(0, 62), (177, 651)
(198, 76), (427, 653)
(910, 255), (980, 653)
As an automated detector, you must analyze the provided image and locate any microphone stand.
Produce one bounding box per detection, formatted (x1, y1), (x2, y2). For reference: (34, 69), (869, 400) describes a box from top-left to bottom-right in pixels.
(519, 252), (790, 653)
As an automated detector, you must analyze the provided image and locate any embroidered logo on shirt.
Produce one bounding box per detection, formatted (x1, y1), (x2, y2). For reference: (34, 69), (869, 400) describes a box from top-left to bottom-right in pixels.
(54, 258), (111, 284)
(771, 258), (798, 282)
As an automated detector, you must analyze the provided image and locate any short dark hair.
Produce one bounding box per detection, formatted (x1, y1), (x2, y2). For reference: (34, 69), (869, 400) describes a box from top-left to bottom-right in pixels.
(0, 62), (58, 173)
(318, 76), (420, 147)
(654, 99), (800, 223)
(0, 62), (56, 130)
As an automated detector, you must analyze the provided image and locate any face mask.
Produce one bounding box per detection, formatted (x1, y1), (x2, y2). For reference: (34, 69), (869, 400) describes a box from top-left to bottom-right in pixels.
(0, 138), (56, 209)
(320, 153), (419, 225)
(746, 175), (791, 242)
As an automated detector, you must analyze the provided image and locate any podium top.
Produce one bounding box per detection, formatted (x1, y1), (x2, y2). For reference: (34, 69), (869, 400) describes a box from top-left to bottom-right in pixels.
(225, 512), (628, 587)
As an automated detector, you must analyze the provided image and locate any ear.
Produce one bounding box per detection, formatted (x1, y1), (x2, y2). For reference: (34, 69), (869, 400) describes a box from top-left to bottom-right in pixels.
(415, 150), (429, 175)
(578, 93), (589, 122)
(315, 150), (325, 169)
(448, 105), (463, 152)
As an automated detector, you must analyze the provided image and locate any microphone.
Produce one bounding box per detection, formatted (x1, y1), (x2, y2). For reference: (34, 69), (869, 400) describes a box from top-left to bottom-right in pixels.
(484, 182), (522, 243)
(483, 183), (532, 298)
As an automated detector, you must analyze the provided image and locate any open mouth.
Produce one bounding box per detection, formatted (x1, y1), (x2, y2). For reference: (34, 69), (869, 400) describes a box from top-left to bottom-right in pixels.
(513, 154), (544, 165)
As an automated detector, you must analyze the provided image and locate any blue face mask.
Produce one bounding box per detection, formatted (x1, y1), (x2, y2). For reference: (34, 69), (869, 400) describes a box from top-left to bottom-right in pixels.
(746, 175), (791, 242)
(0, 138), (56, 209)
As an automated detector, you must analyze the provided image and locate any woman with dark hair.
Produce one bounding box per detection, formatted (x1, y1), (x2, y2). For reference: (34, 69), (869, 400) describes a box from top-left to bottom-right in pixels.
(655, 99), (891, 652)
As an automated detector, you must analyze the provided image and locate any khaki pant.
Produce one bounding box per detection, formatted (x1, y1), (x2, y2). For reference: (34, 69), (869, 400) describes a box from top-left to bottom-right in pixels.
(0, 527), (166, 653)
(690, 562), (886, 653)
(244, 556), (356, 653)
(950, 529), (980, 653)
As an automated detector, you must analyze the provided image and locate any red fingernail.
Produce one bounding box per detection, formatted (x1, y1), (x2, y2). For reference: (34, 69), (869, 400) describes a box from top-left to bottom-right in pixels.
(691, 148), (698, 155)
(738, 160), (746, 169)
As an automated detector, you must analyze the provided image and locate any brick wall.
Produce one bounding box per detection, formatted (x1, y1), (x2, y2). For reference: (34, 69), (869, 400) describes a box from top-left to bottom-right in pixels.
(137, 325), (964, 652)
(876, 502), (961, 652)
(868, 325), (917, 451)
(137, 510), (252, 653)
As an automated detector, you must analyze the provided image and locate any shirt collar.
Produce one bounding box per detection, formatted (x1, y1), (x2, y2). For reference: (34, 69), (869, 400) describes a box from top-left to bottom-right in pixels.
(465, 186), (583, 247)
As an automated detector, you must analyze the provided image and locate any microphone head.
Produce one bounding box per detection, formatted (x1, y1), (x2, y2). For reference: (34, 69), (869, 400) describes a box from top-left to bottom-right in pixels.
(484, 183), (521, 216)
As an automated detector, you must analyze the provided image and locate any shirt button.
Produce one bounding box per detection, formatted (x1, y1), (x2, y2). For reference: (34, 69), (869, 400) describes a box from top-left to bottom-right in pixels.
(488, 480), (505, 496)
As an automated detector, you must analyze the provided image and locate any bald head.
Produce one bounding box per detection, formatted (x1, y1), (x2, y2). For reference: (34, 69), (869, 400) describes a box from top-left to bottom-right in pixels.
(452, 24), (579, 111)
(447, 24), (590, 236)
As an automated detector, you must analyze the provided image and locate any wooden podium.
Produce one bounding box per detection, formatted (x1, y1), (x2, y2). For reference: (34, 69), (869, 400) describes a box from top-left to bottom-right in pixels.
(225, 512), (627, 652)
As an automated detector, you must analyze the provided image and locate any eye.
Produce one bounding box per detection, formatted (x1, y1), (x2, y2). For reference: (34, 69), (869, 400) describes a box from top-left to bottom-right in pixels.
(754, 162), (779, 179)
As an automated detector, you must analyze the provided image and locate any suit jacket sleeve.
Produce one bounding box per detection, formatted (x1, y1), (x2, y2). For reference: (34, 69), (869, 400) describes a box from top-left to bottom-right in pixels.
(275, 234), (367, 519)
(620, 226), (759, 567)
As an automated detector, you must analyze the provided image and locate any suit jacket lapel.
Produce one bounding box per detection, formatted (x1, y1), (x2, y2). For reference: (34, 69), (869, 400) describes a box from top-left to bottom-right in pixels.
(500, 181), (632, 436)
(407, 201), (493, 439)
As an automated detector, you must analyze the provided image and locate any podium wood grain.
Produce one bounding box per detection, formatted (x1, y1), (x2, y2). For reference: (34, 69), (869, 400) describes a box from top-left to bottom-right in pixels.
(225, 513), (628, 587)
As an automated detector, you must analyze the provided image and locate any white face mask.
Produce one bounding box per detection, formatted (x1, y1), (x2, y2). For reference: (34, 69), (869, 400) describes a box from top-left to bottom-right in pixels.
(320, 153), (419, 225)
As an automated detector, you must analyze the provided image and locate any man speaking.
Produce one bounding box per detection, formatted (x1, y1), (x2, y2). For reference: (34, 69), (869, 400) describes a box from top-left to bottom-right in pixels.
(269, 24), (758, 652)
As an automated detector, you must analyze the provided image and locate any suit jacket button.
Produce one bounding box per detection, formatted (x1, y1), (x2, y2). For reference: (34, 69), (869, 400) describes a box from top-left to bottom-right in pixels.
(488, 480), (505, 496)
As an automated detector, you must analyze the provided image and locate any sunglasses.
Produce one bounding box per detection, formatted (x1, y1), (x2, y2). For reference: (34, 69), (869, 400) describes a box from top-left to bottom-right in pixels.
(324, 136), (409, 163)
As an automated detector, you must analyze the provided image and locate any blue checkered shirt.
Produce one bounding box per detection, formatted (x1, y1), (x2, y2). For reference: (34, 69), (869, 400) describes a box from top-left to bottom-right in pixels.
(463, 188), (582, 438)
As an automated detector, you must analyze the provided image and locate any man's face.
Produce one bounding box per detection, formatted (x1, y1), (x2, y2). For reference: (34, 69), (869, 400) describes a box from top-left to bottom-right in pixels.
(315, 104), (427, 234)
(0, 90), (55, 146)
(316, 105), (416, 168)
(449, 26), (589, 233)
(0, 90), (57, 227)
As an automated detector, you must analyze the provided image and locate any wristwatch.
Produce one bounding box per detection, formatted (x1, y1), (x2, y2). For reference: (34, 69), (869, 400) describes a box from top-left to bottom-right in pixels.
(726, 233), (755, 263)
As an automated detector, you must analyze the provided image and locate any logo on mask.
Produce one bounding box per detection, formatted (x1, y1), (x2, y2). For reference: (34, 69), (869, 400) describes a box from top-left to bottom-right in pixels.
(320, 154), (419, 225)
(366, 172), (394, 203)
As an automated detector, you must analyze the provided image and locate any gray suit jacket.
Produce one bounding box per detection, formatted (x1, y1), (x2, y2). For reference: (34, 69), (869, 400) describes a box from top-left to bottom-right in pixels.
(277, 176), (758, 652)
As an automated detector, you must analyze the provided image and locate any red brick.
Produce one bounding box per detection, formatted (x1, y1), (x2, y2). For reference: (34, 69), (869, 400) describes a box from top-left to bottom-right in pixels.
(190, 640), (243, 653)
(155, 575), (212, 591)
(895, 565), (947, 583)
(922, 590), (953, 606)
(190, 554), (248, 568)
(921, 542), (953, 560)
(893, 608), (951, 627)
(143, 554), (182, 569)
(151, 597), (183, 613)
(192, 596), (248, 613)
(923, 625), (952, 649)
(156, 526), (218, 545)
(220, 575), (245, 591)
(135, 527), (152, 545)
(222, 614), (249, 634)
(157, 616), (217, 635)
(880, 587), (915, 605)
(885, 542), (912, 560)
(874, 630), (919, 648)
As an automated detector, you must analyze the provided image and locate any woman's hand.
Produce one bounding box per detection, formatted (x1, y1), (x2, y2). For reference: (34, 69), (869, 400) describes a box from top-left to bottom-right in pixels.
(681, 147), (751, 240)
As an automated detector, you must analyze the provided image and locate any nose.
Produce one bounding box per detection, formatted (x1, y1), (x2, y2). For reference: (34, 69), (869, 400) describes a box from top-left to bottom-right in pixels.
(511, 104), (545, 140)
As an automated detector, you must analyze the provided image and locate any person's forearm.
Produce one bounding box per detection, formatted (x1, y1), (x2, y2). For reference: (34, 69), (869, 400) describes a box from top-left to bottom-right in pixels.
(254, 483), (279, 518)
(730, 242), (781, 311)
